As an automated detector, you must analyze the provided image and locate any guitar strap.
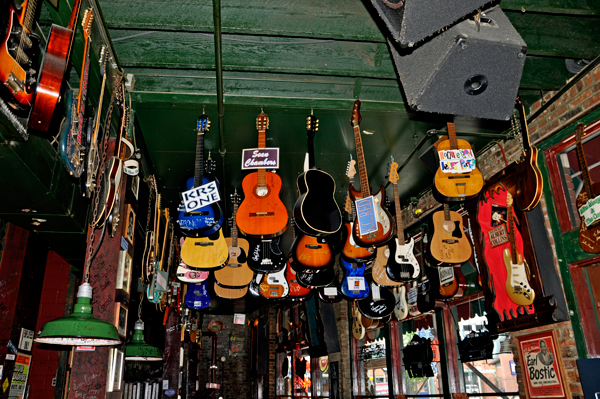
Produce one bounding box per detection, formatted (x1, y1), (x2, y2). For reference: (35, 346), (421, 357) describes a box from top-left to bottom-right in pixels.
(120, 137), (139, 176)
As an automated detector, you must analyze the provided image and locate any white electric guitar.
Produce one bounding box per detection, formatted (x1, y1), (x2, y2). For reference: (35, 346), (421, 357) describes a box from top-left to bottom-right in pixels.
(393, 285), (409, 320)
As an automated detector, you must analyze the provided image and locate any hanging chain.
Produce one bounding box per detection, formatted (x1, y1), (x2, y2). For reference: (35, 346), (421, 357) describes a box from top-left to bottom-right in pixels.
(138, 282), (145, 321)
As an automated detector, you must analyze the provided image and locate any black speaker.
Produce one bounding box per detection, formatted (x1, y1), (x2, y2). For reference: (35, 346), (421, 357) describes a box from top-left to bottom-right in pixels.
(367, 0), (491, 47)
(389, 6), (527, 121)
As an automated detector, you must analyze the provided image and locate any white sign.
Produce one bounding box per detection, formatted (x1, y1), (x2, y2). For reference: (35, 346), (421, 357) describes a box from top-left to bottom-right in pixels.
(181, 180), (220, 213)
(324, 287), (338, 297)
(18, 329), (33, 352)
(438, 149), (476, 173)
(347, 277), (365, 291)
(578, 195), (600, 227)
(233, 313), (246, 325)
(355, 196), (378, 236)
(438, 267), (455, 286)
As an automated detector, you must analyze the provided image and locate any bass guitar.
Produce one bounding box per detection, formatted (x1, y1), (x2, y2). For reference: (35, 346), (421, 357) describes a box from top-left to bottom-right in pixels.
(357, 273), (395, 319)
(513, 96), (543, 211)
(349, 100), (394, 247)
(429, 204), (472, 264)
(393, 285), (408, 321)
(259, 263), (290, 300)
(433, 121), (484, 202)
(293, 114), (342, 236)
(385, 160), (420, 281)
(504, 192), (535, 306)
(340, 256), (369, 300)
(184, 282), (211, 310)
(247, 236), (286, 273)
(574, 123), (600, 253)
(285, 259), (313, 301)
(0, 0), (40, 115)
(236, 111), (288, 238)
(176, 114), (224, 236)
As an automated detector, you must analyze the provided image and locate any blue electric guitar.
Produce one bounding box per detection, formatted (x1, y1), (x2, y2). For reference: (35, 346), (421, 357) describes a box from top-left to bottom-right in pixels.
(184, 282), (211, 309)
(340, 256), (369, 300)
(177, 114), (224, 237)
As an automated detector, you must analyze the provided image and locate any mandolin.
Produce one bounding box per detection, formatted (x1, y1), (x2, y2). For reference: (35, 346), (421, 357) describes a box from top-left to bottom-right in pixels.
(247, 236), (286, 273)
(214, 193), (254, 287)
(259, 263), (290, 300)
(385, 160), (420, 282)
(0, 0), (41, 115)
(433, 122), (484, 202)
(513, 96), (543, 211)
(393, 285), (408, 321)
(285, 259), (313, 301)
(236, 111), (288, 238)
(357, 273), (395, 319)
(293, 114), (342, 236)
(574, 123), (600, 253)
(176, 114), (224, 237)
(213, 283), (248, 300)
(351, 302), (365, 340)
(349, 100), (394, 247)
(180, 229), (229, 270)
(184, 282), (211, 310)
(340, 256), (369, 300)
(503, 192), (535, 306)
(429, 204), (472, 264)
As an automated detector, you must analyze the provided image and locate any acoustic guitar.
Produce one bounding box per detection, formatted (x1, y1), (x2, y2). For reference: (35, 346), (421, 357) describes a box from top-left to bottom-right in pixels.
(0, 0), (41, 115)
(213, 283), (248, 300)
(349, 100), (394, 247)
(259, 263), (290, 300)
(371, 246), (403, 287)
(574, 123), (600, 253)
(385, 160), (420, 281)
(180, 229), (229, 270)
(340, 256), (369, 300)
(214, 193), (254, 287)
(513, 96), (543, 211)
(433, 122), (484, 202)
(290, 216), (334, 270)
(437, 265), (467, 299)
(429, 204), (472, 264)
(504, 193), (535, 306)
(236, 111), (288, 238)
(293, 114), (342, 236)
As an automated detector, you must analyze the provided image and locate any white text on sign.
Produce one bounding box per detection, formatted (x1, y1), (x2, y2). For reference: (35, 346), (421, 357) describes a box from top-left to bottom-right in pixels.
(182, 181), (220, 213)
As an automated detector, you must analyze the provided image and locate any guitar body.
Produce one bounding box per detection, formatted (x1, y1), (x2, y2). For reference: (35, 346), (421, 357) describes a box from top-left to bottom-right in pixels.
(248, 274), (262, 297)
(407, 282), (420, 317)
(214, 236), (253, 287)
(291, 233), (333, 270)
(184, 282), (211, 310)
(0, 0), (40, 115)
(180, 230), (229, 269)
(386, 236), (420, 282)
(434, 138), (484, 202)
(438, 265), (467, 299)
(247, 236), (286, 273)
(294, 169), (342, 236)
(237, 171), (288, 238)
(371, 245), (403, 287)
(259, 265), (289, 299)
(515, 146), (543, 211)
(213, 283), (248, 300)
(294, 264), (335, 288)
(576, 186), (600, 253)
(351, 304), (366, 340)
(93, 156), (123, 227)
(429, 209), (472, 264)
(503, 250), (535, 306)
(417, 268), (439, 314)
(340, 257), (369, 300)
(393, 286), (409, 321)
(285, 261), (313, 301)
(350, 185), (394, 247)
(357, 279), (395, 319)
(176, 262), (209, 283)
(342, 221), (376, 261)
(58, 90), (86, 178)
(141, 231), (155, 283)
(318, 274), (343, 303)
(177, 175), (224, 237)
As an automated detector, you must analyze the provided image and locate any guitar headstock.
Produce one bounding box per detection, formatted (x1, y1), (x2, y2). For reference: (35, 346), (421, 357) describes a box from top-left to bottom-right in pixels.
(256, 111), (269, 132)
(231, 191), (241, 205)
(346, 159), (357, 182)
(344, 194), (353, 213)
(98, 46), (108, 77)
(81, 8), (94, 40)
(506, 192), (513, 207)
(350, 100), (362, 127)
(204, 152), (216, 173)
(197, 114), (210, 134)
(306, 115), (319, 138)
(388, 161), (399, 184)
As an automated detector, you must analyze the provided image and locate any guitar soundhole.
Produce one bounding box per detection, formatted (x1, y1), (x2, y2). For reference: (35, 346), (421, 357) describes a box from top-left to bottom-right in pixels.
(441, 220), (455, 234)
(255, 185), (269, 197)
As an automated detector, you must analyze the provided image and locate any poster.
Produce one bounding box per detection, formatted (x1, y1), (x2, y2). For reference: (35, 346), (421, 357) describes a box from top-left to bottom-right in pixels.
(229, 333), (245, 357)
(8, 354), (31, 399)
(517, 330), (569, 399)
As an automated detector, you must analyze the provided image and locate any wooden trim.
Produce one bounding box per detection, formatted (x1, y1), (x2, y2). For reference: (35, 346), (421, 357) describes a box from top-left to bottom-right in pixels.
(570, 256), (600, 357)
(442, 306), (461, 394)
(388, 320), (402, 396)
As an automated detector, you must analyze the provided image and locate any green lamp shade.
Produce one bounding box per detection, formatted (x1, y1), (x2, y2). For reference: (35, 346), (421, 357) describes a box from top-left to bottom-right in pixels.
(35, 283), (121, 346)
(125, 321), (163, 361)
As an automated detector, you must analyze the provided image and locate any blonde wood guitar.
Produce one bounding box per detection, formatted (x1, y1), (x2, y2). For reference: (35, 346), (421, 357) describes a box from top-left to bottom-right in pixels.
(213, 283), (248, 300)
(430, 204), (472, 264)
(371, 245), (403, 287)
(351, 302), (365, 340)
(180, 229), (229, 269)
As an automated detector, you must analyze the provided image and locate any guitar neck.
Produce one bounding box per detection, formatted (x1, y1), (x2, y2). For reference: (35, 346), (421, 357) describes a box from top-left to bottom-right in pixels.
(353, 124), (371, 198)
(257, 128), (267, 188)
(443, 203), (451, 221)
(576, 124), (594, 199)
(90, 72), (108, 144)
(508, 204), (518, 264)
(76, 37), (92, 144)
(231, 202), (239, 247)
(307, 131), (316, 169)
(516, 98), (533, 151)
(194, 132), (205, 188)
(22, 0), (39, 33)
(447, 122), (458, 150)
(393, 182), (404, 238)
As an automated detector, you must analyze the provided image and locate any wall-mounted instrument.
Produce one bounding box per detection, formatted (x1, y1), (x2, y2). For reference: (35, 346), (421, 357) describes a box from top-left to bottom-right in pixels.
(259, 263), (290, 300)
(429, 204), (472, 264)
(247, 236), (286, 273)
(357, 273), (395, 319)
(575, 123), (600, 253)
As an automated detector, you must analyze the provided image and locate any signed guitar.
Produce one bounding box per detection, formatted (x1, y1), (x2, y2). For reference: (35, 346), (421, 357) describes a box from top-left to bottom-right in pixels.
(294, 114), (342, 236)
(290, 217), (334, 270)
(429, 204), (472, 264)
(0, 0), (41, 115)
(574, 123), (600, 253)
(285, 259), (313, 301)
(385, 160), (420, 281)
(236, 111), (288, 238)
(177, 114), (224, 236)
(259, 263), (290, 300)
(340, 256), (369, 300)
(294, 261), (336, 288)
(433, 122), (484, 202)
(180, 229), (229, 270)
(247, 236), (286, 273)
(349, 100), (394, 247)
(437, 265), (467, 299)
(371, 245), (403, 287)
(357, 273), (395, 319)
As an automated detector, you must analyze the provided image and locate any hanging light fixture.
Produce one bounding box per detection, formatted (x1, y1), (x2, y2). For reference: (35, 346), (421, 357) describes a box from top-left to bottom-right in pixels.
(125, 320), (163, 361)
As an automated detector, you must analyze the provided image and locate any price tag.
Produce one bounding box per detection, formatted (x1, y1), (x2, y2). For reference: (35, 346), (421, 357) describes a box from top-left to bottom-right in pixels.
(181, 180), (220, 213)
(347, 277), (365, 291)
(371, 283), (381, 301)
(579, 195), (600, 227)
(407, 286), (418, 304)
(438, 149), (476, 173)
(438, 267), (455, 285)
(324, 287), (337, 297)
(355, 196), (377, 236)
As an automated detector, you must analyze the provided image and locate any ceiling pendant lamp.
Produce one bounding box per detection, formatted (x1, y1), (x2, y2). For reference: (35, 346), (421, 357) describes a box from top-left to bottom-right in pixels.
(125, 320), (163, 361)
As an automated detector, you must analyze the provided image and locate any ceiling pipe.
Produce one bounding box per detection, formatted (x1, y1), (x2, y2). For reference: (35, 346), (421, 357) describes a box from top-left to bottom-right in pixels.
(212, 0), (226, 156)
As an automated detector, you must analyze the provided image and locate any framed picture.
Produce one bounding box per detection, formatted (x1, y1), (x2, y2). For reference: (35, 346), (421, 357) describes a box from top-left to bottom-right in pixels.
(122, 204), (136, 246)
(115, 304), (128, 338)
(516, 329), (570, 399)
(116, 250), (133, 295)
(130, 175), (139, 201)
(106, 348), (124, 392)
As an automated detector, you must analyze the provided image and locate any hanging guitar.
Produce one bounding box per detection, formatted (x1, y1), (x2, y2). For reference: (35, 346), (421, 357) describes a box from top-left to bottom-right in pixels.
(259, 263), (290, 300)
(293, 114), (342, 236)
(248, 273), (263, 297)
(513, 96), (543, 211)
(437, 265), (467, 299)
(285, 258), (313, 301)
(433, 121), (484, 202)
(0, 0), (41, 115)
(176, 261), (209, 283)
(429, 204), (472, 264)
(385, 160), (420, 282)
(294, 260), (336, 288)
(290, 227), (334, 271)
(317, 272), (343, 303)
(416, 264), (439, 314)
(177, 114), (224, 236)
(393, 285), (408, 321)
(213, 283), (248, 300)
(351, 302), (365, 340)
(357, 272), (395, 319)
(141, 176), (158, 283)
(180, 228), (229, 270)
(246, 236), (286, 273)
(340, 256), (369, 300)
(184, 281), (211, 310)
(236, 111), (288, 238)
(574, 123), (600, 253)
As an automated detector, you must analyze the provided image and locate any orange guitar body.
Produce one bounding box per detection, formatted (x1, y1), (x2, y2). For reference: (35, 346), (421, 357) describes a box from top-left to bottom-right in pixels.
(236, 171), (288, 238)
(293, 234), (333, 268)
(349, 185), (394, 247)
(434, 138), (484, 202)
(342, 221), (376, 261)
(438, 266), (467, 299)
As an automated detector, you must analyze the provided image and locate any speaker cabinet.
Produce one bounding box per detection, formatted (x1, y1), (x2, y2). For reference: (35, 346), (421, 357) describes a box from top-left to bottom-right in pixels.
(389, 6), (527, 121)
(367, 0), (491, 47)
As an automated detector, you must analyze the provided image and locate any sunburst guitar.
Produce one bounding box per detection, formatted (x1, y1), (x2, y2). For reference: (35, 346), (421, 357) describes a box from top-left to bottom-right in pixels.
(285, 260), (313, 301)
(259, 263), (289, 300)
(180, 229), (229, 269)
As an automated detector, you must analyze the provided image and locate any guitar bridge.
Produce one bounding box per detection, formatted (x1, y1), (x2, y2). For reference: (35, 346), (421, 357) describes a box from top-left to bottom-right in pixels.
(261, 259), (273, 265)
(442, 239), (458, 244)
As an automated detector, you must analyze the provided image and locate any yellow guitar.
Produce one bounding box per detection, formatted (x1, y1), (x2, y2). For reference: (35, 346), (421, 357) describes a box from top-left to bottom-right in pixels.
(181, 229), (229, 269)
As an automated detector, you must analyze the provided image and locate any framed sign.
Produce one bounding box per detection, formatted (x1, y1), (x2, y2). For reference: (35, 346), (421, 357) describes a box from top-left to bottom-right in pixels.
(116, 250), (133, 295)
(122, 204), (136, 245)
(114, 304), (128, 338)
(516, 330), (570, 399)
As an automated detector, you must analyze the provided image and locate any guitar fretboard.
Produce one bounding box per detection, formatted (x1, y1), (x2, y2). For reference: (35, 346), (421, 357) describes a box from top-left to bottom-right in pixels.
(23, 0), (39, 32)
(257, 126), (267, 188)
(194, 131), (205, 188)
(393, 182), (404, 239)
(508, 202), (518, 264)
(443, 203), (451, 222)
(447, 122), (458, 150)
(575, 124), (594, 200)
(231, 201), (239, 247)
(353, 124), (371, 198)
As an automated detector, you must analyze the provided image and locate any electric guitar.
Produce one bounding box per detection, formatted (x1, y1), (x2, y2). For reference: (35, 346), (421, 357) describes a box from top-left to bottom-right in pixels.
(214, 193), (254, 287)
(246, 236), (286, 273)
(351, 302), (365, 340)
(385, 160), (420, 281)
(176, 114), (224, 236)
(407, 281), (420, 317)
(437, 265), (467, 299)
(176, 260), (209, 283)
(504, 192), (535, 306)
(259, 263), (290, 299)
(294, 261), (336, 288)
(393, 285), (409, 321)
(357, 273), (395, 319)
(293, 114), (342, 236)
(574, 123), (600, 253)
(416, 265), (439, 314)
(513, 96), (543, 211)
(180, 229), (229, 270)
(58, 9), (94, 179)
(340, 256), (369, 300)
(433, 121), (484, 202)
(236, 111), (288, 238)
(285, 259), (313, 301)
(184, 281), (211, 310)
(141, 176), (158, 283)
(0, 0), (41, 115)
(429, 204), (472, 264)
(349, 100), (394, 247)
